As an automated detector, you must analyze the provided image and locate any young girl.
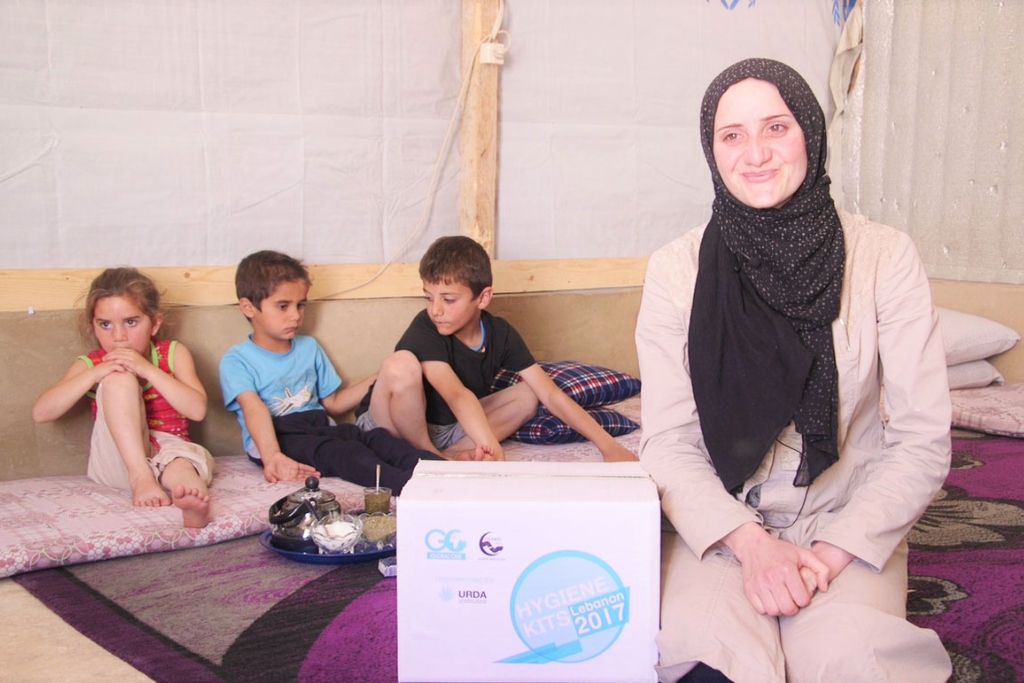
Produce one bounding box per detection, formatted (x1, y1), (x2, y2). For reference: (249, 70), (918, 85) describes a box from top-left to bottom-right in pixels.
(33, 267), (215, 528)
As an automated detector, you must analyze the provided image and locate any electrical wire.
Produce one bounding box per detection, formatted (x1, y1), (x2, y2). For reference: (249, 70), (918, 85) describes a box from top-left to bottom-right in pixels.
(163, 1), (509, 309)
(313, 0), (509, 301)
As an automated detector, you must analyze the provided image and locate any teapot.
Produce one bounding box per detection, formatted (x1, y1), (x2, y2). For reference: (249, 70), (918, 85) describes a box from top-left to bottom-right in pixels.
(268, 476), (342, 553)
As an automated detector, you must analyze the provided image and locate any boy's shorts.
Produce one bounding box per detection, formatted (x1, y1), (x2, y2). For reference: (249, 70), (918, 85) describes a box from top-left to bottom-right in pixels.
(355, 411), (466, 452)
(87, 384), (215, 490)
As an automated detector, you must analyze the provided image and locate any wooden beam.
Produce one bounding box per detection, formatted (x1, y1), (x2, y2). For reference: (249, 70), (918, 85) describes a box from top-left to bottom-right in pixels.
(0, 257), (648, 313)
(460, 0), (501, 256)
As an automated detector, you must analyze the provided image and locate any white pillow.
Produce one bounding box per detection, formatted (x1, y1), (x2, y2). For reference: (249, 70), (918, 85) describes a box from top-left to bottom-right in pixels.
(937, 307), (1020, 365)
(947, 359), (1005, 390)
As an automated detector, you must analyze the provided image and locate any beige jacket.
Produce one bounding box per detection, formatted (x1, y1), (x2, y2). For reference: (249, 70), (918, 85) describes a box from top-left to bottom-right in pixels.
(636, 211), (951, 571)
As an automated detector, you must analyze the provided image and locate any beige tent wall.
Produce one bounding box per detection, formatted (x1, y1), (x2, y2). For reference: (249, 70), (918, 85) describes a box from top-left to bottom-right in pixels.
(838, 0), (1024, 285)
(831, 0), (1024, 384)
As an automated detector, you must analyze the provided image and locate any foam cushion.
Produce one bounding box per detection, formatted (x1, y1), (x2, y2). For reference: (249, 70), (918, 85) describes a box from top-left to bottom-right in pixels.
(0, 457), (368, 579)
(938, 307), (1020, 365)
(509, 407), (639, 445)
(948, 359), (1005, 390)
(0, 411), (647, 578)
(492, 360), (641, 408)
(951, 384), (1024, 438)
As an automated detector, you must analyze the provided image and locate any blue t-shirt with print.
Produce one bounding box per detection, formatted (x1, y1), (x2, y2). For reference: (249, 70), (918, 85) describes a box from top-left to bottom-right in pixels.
(219, 335), (342, 458)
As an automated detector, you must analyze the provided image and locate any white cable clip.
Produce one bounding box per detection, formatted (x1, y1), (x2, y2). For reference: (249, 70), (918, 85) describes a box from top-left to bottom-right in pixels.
(480, 29), (511, 66)
(480, 41), (506, 65)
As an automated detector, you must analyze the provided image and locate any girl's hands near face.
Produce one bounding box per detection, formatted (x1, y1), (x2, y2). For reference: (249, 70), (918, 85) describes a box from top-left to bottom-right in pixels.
(101, 348), (152, 380)
(92, 357), (130, 381)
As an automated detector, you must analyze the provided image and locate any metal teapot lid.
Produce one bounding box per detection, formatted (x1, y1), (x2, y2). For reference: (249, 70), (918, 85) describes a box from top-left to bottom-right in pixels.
(269, 476), (338, 526)
(284, 476), (336, 507)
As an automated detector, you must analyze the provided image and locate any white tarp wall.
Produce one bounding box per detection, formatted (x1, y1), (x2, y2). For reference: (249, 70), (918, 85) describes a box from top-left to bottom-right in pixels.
(0, 1), (850, 270)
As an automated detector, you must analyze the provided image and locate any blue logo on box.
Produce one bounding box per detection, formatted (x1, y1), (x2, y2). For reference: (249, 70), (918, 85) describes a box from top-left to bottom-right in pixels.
(499, 550), (630, 664)
(425, 529), (466, 560)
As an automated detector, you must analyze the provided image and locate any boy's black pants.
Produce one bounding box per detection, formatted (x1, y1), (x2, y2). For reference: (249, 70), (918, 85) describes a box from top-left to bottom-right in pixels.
(269, 410), (443, 494)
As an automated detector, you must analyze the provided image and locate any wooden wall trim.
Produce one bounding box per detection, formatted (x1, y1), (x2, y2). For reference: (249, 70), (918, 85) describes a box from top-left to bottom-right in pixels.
(0, 257), (649, 313)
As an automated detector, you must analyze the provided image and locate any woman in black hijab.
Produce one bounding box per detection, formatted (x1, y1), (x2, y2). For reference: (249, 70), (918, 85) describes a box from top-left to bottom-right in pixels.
(636, 59), (952, 683)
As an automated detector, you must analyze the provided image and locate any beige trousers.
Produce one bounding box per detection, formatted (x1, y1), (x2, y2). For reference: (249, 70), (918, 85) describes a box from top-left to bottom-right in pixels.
(87, 383), (214, 490)
(656, 531), (951, 683)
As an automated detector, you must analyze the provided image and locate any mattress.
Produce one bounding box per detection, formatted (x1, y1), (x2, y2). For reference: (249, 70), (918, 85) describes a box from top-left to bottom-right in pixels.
(0, 397), (642, 578)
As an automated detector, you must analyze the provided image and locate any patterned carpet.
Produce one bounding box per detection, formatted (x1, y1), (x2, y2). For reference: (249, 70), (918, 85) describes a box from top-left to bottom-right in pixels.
(907, 431), (1024, 683)
(11, 431), (1024, 683)
(13, 536), (397, 682)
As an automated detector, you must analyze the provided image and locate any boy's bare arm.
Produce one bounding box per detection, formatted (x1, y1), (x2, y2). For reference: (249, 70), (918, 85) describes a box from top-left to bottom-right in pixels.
(422, 360), (505, 460)
(320, 373), (377, 416)
(236, 391), (320, 483)
(518, 365), (638, 462)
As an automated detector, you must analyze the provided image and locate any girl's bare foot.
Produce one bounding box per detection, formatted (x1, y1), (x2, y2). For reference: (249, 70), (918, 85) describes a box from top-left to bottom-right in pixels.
(172, 484), (211, 528)
(131, 477), (172, 507)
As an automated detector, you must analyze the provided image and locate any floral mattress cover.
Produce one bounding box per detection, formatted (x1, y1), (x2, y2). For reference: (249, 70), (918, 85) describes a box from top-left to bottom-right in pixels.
(0, 398), (642, 579)
(9, 387), (1019, 581)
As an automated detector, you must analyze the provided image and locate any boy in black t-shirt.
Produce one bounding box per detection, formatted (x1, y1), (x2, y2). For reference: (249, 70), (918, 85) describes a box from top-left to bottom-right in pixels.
(355, 236), (636, 462)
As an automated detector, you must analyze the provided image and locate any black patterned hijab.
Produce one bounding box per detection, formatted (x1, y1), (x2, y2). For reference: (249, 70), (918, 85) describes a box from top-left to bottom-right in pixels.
(689, 58), (845, 492)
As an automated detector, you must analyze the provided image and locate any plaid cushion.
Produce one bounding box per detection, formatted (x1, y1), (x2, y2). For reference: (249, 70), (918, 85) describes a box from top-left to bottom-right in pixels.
(509, 407), (639, 445)
(491, 360), (641, 408)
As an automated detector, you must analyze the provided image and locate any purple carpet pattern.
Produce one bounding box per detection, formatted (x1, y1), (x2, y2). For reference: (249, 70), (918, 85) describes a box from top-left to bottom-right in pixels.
(14, 536), (398, 682)
(906, 431), (1024, 683)
(12, 432), (1024, 683)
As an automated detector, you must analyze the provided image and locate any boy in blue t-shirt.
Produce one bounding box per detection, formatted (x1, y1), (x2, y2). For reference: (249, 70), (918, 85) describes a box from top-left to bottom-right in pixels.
(355, 236), (637, 463)
(219, 250), (442, 492)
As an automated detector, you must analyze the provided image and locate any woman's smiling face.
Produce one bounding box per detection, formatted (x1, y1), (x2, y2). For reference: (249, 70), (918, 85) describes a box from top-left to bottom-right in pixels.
(712, 78), (808, 210)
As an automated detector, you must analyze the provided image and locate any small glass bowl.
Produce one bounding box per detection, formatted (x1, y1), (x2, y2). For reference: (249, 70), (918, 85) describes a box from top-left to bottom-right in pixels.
(358, 511), (397, 550)
(310, 513), (363, 554)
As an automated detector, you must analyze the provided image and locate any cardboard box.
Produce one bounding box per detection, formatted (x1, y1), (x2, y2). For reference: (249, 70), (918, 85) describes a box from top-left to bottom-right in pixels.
(397, 461), (660, 683)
